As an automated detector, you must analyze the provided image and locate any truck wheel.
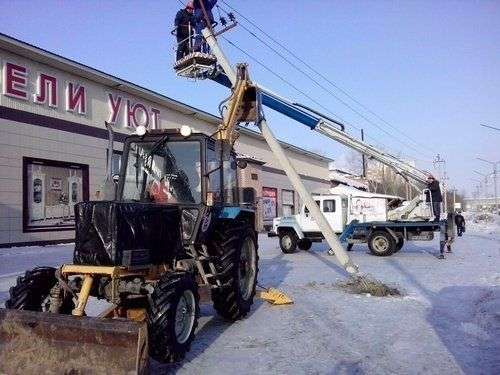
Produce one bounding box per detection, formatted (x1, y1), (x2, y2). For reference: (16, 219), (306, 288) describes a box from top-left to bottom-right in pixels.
(368, 231), (395, 256)
(147, 272), (199, 363)
(5, 266), (73, 313)
(279, 231), (298, 253)
(211, 225), (259, 321)
(298, 238), (312, 251)
(394, 237), (404, 253)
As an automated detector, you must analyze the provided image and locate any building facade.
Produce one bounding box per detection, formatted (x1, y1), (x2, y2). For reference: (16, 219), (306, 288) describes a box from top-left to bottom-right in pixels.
(0, 33), (332, 247)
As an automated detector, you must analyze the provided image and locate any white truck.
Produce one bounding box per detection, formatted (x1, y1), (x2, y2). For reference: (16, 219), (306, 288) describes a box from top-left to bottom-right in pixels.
(270, 188), (398, 250)
(268, 185), (450, 256)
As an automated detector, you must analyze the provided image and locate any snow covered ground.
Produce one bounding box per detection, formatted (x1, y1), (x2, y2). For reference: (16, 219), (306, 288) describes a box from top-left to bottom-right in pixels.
(1, 217), (499, 374)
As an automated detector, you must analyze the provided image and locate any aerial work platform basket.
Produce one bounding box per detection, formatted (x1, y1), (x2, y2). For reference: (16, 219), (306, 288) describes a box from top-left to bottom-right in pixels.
(174, 52), (217, 79)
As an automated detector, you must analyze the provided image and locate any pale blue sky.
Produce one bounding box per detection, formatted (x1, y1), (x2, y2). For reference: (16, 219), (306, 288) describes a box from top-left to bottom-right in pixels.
(1, 0), (499, 195)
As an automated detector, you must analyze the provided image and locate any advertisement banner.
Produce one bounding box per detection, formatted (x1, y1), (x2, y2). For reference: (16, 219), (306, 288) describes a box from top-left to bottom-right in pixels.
(262, 187), (277, 220)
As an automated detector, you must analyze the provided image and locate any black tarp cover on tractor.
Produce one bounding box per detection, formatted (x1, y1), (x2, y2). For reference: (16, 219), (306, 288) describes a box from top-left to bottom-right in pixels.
(74, 201), (183, 266)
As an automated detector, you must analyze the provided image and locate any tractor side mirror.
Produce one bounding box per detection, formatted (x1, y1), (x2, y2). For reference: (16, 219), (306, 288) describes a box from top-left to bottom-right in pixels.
(236, 160), (248, 170)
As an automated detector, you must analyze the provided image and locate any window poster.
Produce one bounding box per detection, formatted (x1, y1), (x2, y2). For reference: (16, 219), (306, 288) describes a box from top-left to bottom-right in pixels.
(262, 187), (277, 221)
(23, 157), (89, 231)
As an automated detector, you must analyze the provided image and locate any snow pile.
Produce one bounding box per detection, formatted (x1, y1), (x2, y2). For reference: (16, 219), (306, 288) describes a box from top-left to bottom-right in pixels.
(465, 212), (500, 238)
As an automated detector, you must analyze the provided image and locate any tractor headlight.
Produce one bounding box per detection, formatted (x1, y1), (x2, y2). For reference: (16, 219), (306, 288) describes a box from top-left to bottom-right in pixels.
(136, 125), (147, 136)
(180, 125), (192, 137)
(181, 209), (198, 240)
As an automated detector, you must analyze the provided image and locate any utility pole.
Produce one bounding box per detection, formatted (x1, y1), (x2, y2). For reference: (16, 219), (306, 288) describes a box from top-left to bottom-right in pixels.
(361, 129), (367, 179)
(473, 170), (490, 198)
(477, 158), (499, 212)
(470, 178), (481, 209)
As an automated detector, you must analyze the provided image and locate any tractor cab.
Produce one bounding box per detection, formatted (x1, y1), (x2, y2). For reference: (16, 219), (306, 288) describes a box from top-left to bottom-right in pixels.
(118, 127), (240, 207)
(113, 127), (245, 246)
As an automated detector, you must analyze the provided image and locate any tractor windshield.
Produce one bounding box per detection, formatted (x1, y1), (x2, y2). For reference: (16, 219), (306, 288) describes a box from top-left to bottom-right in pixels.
(121, 140), (202, 204)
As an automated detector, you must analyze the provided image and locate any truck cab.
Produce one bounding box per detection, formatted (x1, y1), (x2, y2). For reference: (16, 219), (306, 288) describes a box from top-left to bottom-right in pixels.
(270, 194), (348, 253)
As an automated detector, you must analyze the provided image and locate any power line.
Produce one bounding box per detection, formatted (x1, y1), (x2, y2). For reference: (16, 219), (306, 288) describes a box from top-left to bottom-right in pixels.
(226, 15), (430, 157)
(480, 123), (500, 132)
(221, 37), (415, 155)
(220, 0), (436, 156)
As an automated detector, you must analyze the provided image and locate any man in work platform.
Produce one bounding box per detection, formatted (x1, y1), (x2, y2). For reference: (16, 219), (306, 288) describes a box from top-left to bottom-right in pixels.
(175, 1), (195, 60)
(426, 175), (443, 222)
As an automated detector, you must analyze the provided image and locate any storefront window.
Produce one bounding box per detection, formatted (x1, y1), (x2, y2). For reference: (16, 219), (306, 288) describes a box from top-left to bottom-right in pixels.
(23, 157), (89, 232)
(282, 189), (295, 216)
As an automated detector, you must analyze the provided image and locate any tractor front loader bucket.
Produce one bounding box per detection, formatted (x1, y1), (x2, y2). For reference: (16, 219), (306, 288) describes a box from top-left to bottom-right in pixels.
(0, 309), (148, 375)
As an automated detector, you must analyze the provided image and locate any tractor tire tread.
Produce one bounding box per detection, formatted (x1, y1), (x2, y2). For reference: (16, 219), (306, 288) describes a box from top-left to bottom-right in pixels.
(5, 266), (72, 312)
(147, 272), (200, 363)
(211, 224), (259, 321)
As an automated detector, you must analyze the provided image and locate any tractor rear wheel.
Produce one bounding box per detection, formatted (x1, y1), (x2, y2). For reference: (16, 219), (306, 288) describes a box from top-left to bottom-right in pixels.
(5, 266), (73, 313)
(211, 225), (259, 321)
(147, 272), (199, 363)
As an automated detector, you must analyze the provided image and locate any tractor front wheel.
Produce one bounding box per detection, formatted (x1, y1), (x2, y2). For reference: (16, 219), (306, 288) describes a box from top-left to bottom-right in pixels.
(147, 272), (199, 363)
(5, 266), (73, 313)
(211, 225), (259, 321)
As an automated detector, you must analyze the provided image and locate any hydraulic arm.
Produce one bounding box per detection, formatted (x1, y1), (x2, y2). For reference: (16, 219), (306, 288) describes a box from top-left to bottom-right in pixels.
(211, 72), (429, 189)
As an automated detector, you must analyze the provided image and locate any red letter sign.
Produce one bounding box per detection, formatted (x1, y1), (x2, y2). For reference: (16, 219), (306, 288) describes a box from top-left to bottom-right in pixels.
(108, 93), (122, 124)
(34, 73), (58, 107)
(3, 62), (28, 100)
(66, 82), (86, 114)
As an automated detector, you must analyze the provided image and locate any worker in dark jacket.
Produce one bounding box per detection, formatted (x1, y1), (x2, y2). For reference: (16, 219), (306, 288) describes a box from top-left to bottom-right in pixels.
(455, 210), (466, 236)
(175, 1), (195, 60)
(426, 175), (442, 222)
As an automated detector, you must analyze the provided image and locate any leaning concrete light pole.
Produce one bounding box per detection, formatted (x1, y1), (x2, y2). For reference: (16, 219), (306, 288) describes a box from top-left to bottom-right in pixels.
(203, 28), (359, 275)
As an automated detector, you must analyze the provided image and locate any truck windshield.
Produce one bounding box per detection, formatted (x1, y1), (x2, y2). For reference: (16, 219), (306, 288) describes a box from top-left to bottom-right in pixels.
(121, 141), (201, 204)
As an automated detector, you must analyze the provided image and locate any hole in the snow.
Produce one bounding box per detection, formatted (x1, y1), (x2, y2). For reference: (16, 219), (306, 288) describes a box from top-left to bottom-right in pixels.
(337, 275), (403, 297)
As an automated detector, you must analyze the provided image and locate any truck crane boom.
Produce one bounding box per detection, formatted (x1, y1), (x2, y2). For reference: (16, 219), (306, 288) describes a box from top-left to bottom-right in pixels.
(210, 71), (430, 189)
